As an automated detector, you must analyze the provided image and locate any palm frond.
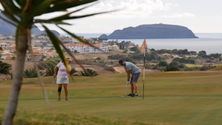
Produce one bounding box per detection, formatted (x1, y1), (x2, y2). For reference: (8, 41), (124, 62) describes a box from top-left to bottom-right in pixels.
(35, 10), (116, 23)
(35, 20), (72, 25)
(0, 0), (21, 15)
(14, 0), (27, 10)
(42, 24), (70, 73)
(31, 0), (51, 17)
(54, 31), (86, 74)
(0, 0), (20, 23)
(57, 25), (102, 51)
(46, 0), (98, 14)
(1, 10), (19, 24)
(0, 12), (17, 26)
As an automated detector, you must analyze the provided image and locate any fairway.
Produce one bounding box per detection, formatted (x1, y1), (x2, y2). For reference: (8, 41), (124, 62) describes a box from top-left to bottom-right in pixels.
(1, 71), (222, 125)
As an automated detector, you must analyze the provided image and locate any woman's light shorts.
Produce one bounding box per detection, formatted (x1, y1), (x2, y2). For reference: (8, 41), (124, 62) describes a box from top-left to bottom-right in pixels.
(56, 76), (69, 84)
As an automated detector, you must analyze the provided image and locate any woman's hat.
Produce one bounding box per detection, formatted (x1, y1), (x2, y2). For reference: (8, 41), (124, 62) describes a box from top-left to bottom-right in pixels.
(67, 58), (74, 63)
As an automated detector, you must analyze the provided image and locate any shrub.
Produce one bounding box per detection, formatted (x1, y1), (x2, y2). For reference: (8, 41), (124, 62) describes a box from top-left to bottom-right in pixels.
(164, 66), (180, 71)
(44, 60), (58, 76)
(80, 69), (99, 76)
(70, 68), (78, 76)
(169, 61), (179, 67)
(0, 61), (11, 75)
(104, 66), (115, 72)
(23, 69), (38, 78)
(158, 61), (168, 67)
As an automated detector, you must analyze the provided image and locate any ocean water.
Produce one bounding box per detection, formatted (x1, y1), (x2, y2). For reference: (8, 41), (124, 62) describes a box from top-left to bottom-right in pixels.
(69, 33), (222, 54)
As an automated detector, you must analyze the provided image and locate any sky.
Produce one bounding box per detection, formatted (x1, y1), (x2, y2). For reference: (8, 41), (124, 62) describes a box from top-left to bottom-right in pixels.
(36, 0), (222, 34)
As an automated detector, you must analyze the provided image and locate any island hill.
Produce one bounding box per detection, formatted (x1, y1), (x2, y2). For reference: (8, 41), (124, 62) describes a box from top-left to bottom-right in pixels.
(99, 24), (198, 39)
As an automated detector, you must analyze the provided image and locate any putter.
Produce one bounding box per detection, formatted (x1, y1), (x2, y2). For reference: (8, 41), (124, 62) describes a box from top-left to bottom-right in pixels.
(50, 78), (55, 95)
(121, 84), (128, 97)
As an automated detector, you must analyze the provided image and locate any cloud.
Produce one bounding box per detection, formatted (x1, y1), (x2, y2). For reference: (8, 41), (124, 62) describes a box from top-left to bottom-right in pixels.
(35, 0), (181, 20)
(160, 13), (195, 18)
(75, 0), (180, 19)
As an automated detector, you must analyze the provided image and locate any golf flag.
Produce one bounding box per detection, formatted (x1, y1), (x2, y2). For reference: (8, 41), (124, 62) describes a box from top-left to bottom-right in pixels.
(140, 39), (147, 50)
(140, 39), (147, 99)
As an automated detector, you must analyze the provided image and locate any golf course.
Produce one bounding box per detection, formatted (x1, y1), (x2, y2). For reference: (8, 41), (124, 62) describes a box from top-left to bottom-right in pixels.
(1, 70), (222, 125)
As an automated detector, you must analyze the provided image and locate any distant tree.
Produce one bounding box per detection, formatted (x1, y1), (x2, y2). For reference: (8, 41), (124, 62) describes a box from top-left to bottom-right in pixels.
(172, 57), (195, 64)
(96, 57), (101, 60)
(158, 61), (168, 67)
(169, 61), (179, 67)
(123, 49), (128, 53)
(150, 48), (157, 54)
(209, 53), (221, 59)
(190, 51), (197, 55)
(198, 50), (207, 58)
(129, 46), (140, 53)
(178, 64), (186, 69)
(219, 57), (222, 62)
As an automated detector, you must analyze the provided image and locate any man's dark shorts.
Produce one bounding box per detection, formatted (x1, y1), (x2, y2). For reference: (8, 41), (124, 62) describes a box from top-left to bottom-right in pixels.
(131, 72), (140, 83)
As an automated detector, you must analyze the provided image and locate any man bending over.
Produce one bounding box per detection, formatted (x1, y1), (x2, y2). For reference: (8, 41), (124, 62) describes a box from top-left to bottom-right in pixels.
(119, 59), (141, 97)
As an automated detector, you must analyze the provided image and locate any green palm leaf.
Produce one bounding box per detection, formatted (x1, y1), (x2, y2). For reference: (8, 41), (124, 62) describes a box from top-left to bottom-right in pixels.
(0, 12), (17, 26)
(46, 0), (98, 14)
(3, 0), (21, 15)
(57, 25), (102, 51)
(35, 10), (115, 23)
(14, 0), (27, 10)
(42, 24), (70, 73)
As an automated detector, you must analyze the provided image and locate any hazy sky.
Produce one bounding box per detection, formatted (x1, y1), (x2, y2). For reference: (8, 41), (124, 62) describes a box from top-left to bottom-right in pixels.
(37, 0), (222, 34)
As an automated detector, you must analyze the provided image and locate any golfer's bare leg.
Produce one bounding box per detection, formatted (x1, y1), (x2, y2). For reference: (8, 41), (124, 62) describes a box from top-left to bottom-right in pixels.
(131, 82), (134, 93)
(58, 84), (62, 99)
(132, 82), (137, 94)
(64, 84), (68, 99)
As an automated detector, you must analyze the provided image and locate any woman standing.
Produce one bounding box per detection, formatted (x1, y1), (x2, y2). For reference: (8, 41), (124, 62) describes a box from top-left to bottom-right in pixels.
(54, 58), (73, 101)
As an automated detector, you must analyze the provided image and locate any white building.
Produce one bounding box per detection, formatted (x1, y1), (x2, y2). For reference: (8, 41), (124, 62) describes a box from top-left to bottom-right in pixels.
(64, 44), (108, 53)
(0, 43), (10, 49)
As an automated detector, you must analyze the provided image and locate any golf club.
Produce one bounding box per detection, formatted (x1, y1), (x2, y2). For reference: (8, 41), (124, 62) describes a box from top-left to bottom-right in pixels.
(50, 78), (55, 95)
(121, 84), (128, 97)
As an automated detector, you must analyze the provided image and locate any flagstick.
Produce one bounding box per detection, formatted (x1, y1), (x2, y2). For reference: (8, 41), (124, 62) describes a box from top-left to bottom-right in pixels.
(140, 39), (146, 100)
(143, 45), (145, 99)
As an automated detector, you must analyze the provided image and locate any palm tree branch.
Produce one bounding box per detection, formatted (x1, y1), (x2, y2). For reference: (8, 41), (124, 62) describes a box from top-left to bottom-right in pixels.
(35, 1), (97, 21)
(35, 10), (116, 23)
(57, 25), (103, 51)
(35, 20), (72, 25)
(26, 28), (53, 115)
(23, 0), (32, 13)
(0, 0), (21, 15)
(14, 0), (27, 10)
(56, 34), (86, 77)
(42, 24), (70, 73)
(0, 0), (20, 22)
(46, 0), (98, 14)
(0, 13), (17, 26)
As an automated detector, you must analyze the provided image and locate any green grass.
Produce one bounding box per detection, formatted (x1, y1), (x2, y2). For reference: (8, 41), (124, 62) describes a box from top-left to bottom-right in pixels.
(185, 64), (203, 67)
(210, 66), (222, 71)
(1, 71), (222, 125)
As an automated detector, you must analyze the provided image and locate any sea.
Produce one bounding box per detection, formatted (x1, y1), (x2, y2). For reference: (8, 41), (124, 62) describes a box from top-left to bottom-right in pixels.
(64, 33), (222, 54)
